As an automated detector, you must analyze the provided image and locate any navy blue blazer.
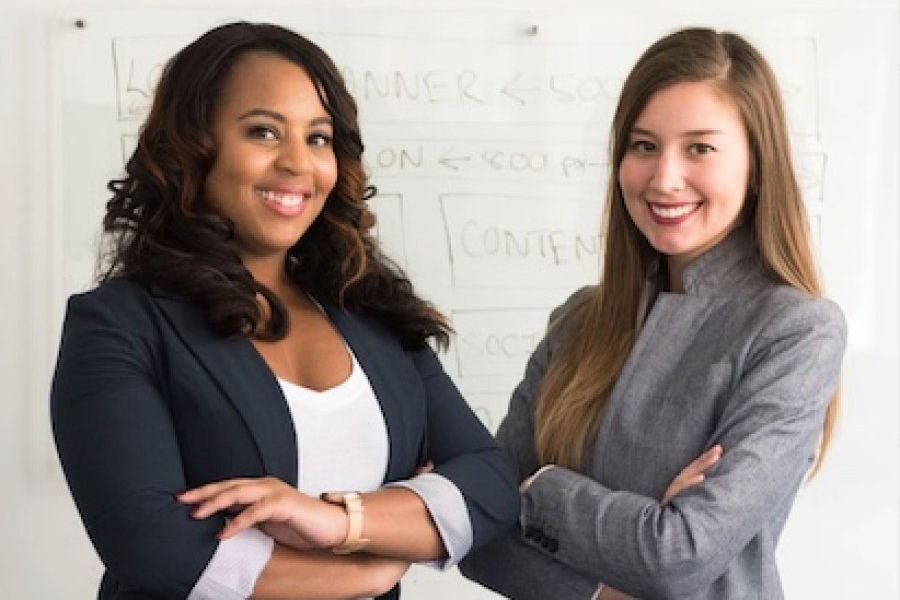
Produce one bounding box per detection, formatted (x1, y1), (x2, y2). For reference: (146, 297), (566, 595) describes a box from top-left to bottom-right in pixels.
(51, 278), (519, 600)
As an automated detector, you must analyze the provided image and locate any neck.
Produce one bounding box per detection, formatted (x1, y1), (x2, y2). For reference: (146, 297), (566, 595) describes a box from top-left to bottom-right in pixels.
(666, 256), (686, 293)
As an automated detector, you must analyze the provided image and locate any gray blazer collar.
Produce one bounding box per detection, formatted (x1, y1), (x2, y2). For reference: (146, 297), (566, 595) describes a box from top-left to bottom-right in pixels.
(679, 227), (761, 296)
(617, 229), (760, 425)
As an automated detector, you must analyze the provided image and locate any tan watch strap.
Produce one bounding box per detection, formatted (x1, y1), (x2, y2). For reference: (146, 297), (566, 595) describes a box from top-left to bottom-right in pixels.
(320, 491), (370, 554)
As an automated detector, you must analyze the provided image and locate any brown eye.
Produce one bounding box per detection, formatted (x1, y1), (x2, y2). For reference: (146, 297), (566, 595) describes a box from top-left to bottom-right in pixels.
(308, 132), (333, 147)
(629, 140), (655, 152)
(689, 143), (716, 155)
(247, 125), (278, 140)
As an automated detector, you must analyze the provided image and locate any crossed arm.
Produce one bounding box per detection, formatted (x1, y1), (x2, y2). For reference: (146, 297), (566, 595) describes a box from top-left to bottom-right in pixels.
(592, 445), (722, 600)
(51, 289), (518, 600)
(206, 451), (729, 600)
(179, 476), (444, 599)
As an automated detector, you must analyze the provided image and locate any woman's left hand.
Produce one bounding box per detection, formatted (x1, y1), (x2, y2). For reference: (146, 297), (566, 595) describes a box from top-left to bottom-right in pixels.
(179, 476), (347, 549)
(662, 444), (723, 503)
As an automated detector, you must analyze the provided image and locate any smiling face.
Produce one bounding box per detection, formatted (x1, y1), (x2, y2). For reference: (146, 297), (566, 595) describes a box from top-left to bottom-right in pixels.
(618, 81), (751, 280)
(204, 51), (338, 267)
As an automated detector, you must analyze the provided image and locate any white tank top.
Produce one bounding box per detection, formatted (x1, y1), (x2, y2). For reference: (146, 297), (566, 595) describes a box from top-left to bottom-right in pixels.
(277, 349), (389, 495)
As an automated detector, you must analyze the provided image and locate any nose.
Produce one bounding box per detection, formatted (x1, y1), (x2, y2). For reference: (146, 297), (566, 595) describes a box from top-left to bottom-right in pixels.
(275, 137), (312, 175)
(649, 150), (685, 194)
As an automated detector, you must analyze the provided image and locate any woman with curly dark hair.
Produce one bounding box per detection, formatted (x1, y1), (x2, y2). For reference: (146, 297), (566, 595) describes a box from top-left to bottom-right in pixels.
(50, 21), (519, 600)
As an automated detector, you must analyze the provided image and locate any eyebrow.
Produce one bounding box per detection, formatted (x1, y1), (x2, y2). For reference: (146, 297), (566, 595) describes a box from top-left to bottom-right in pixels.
(237, 109), (333, 127)
(630, 126), (726, 137)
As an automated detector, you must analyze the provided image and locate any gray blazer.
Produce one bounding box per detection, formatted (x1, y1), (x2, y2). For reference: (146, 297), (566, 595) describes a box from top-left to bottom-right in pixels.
(460, 228), (846, 600)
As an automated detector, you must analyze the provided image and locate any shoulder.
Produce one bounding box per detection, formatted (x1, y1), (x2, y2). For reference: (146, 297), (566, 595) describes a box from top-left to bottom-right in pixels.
(63, 277), (175, 342)
(550, 285), (595, 322)
(66, 277), (152, 316)
(544, 285), (595, 347)
(723, 283), (848, 369)
(70, 276), (148, 302)
(56, 279), (166, 376)
(748, 284), (846, 341)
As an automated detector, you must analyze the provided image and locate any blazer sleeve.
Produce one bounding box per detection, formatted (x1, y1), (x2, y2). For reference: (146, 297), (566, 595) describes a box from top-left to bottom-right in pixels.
(51, 290), (221, 599)
(460, 290), (601, 599)
(489, 286), (592, 482)
(410, 346), (521, 551)
(518, 297), (847, 599)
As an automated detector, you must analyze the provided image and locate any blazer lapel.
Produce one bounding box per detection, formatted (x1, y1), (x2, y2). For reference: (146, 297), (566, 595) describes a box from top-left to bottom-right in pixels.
(624, 292), (719, 389)
(594, 292), (720, 466)
(152, 292), (299, 486)
(313, 294), (416, 482)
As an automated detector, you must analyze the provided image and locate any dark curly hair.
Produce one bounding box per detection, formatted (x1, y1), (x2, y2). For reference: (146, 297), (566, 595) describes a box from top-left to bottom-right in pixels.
(102, 21), (449, 349)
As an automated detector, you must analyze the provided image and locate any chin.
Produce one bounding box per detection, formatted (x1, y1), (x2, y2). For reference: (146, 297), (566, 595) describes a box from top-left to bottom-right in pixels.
(646, 236), (690, 257)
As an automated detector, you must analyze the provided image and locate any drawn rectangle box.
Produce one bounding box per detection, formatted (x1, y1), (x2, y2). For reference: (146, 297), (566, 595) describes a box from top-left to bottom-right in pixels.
(440, 193), (601, 288)
(451, 307), (550, 379)
(112, 35), (186, 121)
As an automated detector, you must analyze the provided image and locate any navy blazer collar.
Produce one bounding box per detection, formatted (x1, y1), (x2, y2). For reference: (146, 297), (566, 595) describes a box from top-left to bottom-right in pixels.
(311, 292), (420, 482)
(151, 289), (299, 485)
(151, 286), (415, 486)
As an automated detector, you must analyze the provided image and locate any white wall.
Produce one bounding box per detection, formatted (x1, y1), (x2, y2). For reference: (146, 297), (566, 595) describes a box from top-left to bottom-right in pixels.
(1, 1), (897, 598)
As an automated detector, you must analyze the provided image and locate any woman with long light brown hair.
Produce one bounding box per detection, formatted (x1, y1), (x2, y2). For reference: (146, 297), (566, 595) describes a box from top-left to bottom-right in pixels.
(461, 27), (845, 600)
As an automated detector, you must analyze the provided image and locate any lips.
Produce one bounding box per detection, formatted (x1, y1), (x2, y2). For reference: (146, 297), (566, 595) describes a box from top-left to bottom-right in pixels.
(255, 187), (310, 216)
(650, 202), (700, 219)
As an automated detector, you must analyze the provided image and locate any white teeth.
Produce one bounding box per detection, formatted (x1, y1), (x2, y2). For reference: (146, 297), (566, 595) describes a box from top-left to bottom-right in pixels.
(651, 203), (698, 218)
(257, 189), (306, 207)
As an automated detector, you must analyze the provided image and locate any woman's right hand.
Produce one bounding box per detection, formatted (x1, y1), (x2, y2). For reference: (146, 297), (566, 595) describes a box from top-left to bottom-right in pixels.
(179, 476), (347, 549)
(662, 444), (723, 503)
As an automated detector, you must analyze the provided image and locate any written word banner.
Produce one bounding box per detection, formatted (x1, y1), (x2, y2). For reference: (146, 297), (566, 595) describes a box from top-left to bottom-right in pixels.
(112, 32), (820, 134)
(440, 193), (601, 288)
(112, 33), (631, 126)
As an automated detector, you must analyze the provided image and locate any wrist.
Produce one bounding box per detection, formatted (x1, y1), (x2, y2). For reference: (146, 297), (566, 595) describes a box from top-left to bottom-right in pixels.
(320, 491), (370, 554)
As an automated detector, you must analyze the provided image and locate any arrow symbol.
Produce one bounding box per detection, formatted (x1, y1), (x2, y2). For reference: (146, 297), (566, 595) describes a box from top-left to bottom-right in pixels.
(438, 147), (472, 171)
(501, 72), (541, 105)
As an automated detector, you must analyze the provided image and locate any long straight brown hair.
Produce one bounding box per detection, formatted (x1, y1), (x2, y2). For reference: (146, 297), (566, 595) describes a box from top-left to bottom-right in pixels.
(534, 28), (839, 476)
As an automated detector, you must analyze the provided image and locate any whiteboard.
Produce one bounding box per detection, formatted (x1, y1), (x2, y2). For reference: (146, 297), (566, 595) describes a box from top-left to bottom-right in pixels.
(17, 3), (897, 599)
(54, 8), (840, 433)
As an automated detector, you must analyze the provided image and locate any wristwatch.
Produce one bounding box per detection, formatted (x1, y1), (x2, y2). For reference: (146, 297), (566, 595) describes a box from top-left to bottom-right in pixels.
(320, 491), (370, 554)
